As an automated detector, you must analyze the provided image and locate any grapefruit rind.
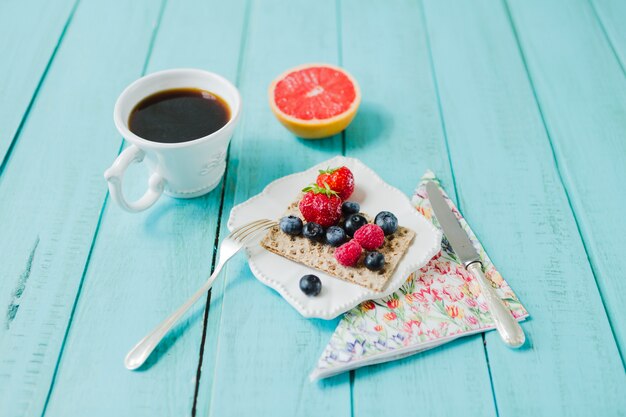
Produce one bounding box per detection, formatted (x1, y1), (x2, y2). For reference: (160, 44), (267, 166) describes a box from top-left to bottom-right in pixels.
(268, 63), (361, 139)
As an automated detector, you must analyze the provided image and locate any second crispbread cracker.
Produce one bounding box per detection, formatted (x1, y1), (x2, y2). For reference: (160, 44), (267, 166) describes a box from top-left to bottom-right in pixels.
(260, 199), (415, 291)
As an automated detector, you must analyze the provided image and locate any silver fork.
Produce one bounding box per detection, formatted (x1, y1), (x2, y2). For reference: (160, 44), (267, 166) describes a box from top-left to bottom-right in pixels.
(125, 218), (277, 370)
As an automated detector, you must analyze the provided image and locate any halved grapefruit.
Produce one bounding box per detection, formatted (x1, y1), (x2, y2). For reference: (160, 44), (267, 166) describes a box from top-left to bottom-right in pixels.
(269, 63), (361, 139)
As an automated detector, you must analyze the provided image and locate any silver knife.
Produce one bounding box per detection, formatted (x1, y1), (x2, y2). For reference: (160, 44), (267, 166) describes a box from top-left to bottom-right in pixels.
(426, 181), (525, 348)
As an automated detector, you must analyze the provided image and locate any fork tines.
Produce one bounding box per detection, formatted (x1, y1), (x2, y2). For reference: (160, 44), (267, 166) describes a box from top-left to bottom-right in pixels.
(231, 219), (276, 243)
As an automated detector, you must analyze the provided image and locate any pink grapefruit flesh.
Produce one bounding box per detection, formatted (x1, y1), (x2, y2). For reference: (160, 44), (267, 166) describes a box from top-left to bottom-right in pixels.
(269, 64), (361, 139)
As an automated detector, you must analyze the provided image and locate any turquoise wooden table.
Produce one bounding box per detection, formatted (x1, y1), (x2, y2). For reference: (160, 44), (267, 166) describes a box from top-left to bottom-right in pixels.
(1, 0), (625, 416)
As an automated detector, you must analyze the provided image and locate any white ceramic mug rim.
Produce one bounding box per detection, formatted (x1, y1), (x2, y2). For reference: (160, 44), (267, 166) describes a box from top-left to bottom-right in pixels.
(113, 68), (241, 150)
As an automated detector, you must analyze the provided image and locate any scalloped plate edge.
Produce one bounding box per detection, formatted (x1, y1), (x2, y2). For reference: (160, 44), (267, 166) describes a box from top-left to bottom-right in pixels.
(228, 156), (442, 319)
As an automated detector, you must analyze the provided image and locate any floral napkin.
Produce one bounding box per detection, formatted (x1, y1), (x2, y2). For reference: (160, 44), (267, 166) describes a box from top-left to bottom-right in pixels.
(310, 171), (528, 381)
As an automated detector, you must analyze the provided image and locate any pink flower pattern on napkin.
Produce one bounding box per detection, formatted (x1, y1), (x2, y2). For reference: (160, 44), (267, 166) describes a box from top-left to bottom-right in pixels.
(311, 171), (529, 380)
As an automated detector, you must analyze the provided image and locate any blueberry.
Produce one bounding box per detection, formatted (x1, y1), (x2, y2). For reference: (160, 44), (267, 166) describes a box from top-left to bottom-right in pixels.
(300, 274), (322, 296)
(303, 222), (324, 242)
(374, 211), (398, 235)
(364, 251), (385, 271)
(279, 215), (303, 236)
(326, 226), (347, 247)
(344, 214), (368, 237)
(341, 201), (360, 215)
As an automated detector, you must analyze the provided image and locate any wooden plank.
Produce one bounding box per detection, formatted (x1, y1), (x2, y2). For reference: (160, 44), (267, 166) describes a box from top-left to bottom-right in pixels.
(591, 0), (626, 68)
(340, 1), (498, 416)
(0, 0), (77, 166)
(507, 0), (626, 360)
(0, 1), (164, 415)
(421, 0), (626, 414)
(195, 0), (352, 416)
(40, 1), (249, 416)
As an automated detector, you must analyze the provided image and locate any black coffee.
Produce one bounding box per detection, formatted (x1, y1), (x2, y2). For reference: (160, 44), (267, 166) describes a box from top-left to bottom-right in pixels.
(128, 88), (230, 143)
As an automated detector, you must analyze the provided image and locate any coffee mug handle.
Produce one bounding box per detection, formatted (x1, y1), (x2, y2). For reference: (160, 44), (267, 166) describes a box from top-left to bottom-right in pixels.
(104, 145), (165, 212)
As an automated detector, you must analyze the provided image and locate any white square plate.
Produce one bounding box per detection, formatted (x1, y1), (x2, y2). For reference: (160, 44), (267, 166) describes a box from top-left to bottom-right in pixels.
(228, 156), (441, 319)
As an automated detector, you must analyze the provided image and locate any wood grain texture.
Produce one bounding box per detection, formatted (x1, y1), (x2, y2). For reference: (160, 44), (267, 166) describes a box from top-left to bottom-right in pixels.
(0, 1), (623, 416)
(506, 0), (626, 361)
(422, 0), (626, 415)
(340, 1), (498, 415)
(42, 1), (249, 416)
(0, 0), (77, 165)
(591, 0), (626, 69)
(0, 0), (163, 415)
(195, 0), (351, 416)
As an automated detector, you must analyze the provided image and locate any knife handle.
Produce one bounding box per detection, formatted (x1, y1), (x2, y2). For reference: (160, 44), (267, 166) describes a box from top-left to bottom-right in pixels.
(467, 262), (525, 348)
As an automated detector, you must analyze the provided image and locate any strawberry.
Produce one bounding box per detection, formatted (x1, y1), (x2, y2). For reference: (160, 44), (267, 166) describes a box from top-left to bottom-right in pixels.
(316, 166), (355, 200)
(298, 184), (342, 228)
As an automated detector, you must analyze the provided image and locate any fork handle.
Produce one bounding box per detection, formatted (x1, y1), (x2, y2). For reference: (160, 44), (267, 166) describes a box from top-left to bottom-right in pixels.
(467, 262), (525, 348)
(124, 262), (224, 370)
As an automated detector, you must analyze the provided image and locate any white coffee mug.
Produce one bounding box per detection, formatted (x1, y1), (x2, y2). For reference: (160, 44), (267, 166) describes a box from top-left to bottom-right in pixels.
(104, 68), (241, 212)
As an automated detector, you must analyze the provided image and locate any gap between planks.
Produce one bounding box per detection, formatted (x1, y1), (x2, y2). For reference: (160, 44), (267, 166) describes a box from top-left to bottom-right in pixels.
(39, 0), (170, 414)
(502, 0), (625, 368)
(417, 0), (500, 412)
(191, 0), (253, 414)
(0, 0), (81, 180)
(587, 0), (626, 76)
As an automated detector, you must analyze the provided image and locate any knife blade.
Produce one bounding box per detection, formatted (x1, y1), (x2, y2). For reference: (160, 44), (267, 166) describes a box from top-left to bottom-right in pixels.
(425, 181), (525, 348)
(426, 182), (480, 268)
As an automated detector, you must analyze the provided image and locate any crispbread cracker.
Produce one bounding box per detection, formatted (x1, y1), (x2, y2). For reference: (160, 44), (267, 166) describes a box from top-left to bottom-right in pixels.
(260, 199), (415, 291)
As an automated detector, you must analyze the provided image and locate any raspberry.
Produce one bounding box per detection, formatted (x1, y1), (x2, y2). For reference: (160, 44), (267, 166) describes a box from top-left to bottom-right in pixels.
(334, 239), (362, 267)
(353, 224), (385, 250)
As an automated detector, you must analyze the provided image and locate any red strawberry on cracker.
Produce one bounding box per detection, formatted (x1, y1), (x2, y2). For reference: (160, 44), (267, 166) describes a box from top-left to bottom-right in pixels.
(316, 166), (354, 200)
(299, 184), (342, 228)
